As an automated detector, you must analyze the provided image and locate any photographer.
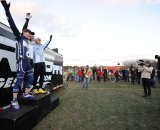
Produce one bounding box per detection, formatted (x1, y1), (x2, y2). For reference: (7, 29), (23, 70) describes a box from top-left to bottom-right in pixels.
(139, 61), (153, 97)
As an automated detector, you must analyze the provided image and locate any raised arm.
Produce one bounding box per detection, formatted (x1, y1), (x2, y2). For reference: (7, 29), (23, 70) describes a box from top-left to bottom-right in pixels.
(43, 35), (53, 49)
(1, 0), (20, 39)
(22, 13), (32, 31)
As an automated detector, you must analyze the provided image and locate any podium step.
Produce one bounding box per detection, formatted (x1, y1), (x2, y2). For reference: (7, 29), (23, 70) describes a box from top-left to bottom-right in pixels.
(0, 93), (59, 130)
(50, 96), (59, 111)
(18, 93), (59, 121)
(0, 105), (37, 130)
(18, 93), (51, 107)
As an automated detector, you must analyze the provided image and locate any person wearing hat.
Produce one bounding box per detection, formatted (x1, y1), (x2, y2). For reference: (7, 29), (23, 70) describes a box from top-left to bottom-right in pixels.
(22, 13), (36, 92)
(137, 60), (145, 85)
(139, 61), (153, 97)
(1, 0), (35, 110)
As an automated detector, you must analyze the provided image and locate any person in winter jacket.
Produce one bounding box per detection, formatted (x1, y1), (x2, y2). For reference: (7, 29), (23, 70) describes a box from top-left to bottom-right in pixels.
(139, 61), (153, 97)
(96, 67), (101, 83)
(77, 67), (83, 82)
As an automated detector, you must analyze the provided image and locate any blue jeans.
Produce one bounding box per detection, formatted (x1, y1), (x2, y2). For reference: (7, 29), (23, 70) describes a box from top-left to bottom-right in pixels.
(83, 77), (90, 89)
(13, 59), (34, 93)
(79, 76), (82, 82)
(75, 75), (79, 82)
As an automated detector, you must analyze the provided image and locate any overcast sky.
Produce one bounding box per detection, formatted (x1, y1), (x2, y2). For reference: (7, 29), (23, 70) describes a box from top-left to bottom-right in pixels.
(1, 0), (160, 66)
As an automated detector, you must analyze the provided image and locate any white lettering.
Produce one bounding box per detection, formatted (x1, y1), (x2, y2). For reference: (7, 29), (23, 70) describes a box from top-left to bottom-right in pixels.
(53, 65), (62, 74)
(45, 61), (53, 72)
(44, 75), (52, 81)
(4, 77), (14, 88)
(59, 66), (62, 75)
(0, 52), (16, 72)
(0, 78), (5, 88)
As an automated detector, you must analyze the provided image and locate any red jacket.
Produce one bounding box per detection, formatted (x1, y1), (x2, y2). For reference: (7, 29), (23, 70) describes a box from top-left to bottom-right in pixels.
(96, 70), (101, 77)
(77, 70), (82, 77)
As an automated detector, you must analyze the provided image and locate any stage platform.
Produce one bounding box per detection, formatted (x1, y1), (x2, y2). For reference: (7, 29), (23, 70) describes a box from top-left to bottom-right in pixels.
(0, 93), (59, 130)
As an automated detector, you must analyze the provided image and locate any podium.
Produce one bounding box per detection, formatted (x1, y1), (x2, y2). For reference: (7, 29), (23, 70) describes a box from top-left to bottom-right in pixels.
(0, 93), (59, 130)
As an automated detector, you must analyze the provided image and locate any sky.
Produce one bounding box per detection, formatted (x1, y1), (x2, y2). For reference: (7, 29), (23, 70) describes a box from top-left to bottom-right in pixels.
(0, 0), (160, 66)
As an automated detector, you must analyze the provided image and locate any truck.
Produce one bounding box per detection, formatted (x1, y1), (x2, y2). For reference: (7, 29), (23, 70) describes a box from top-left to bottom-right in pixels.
(0, 22), (63, 108)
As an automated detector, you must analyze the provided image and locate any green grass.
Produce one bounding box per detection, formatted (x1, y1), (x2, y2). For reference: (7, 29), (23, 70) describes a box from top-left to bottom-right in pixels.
(33, 81), (160, 130)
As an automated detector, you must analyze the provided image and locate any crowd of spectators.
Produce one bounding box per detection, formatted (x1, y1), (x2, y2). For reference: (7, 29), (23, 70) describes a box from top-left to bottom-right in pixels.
(63, 64), (156, 87)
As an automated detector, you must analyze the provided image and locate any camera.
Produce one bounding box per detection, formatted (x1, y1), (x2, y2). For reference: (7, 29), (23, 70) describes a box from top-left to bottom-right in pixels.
(138, 59), (145, 66)
(155, 55), (160, 59)
(138, 63), (145, 66)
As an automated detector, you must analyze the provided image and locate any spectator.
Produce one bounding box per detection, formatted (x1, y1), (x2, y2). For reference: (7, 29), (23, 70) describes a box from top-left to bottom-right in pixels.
(103, 67), (107, 83)
(124, 68), (130, 82)
(74, 66), (78, 82)
(131, 68), (136, 85)
(82, 65), (92, 89)
(114, 70), (119, 82)
(92, 66), (96, 80)
(139, 61), (153, 97)
(70, 69), (74, 81)
(63, 68), (69, 87)
(96, 67), (101, 83)
(122, 68), (125, 81)
(150, 67), (155, 87)
(77, 67), (83, 82)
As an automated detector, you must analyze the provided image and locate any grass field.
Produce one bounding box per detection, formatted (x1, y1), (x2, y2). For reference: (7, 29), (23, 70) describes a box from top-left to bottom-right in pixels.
(33, 80), (160, 130)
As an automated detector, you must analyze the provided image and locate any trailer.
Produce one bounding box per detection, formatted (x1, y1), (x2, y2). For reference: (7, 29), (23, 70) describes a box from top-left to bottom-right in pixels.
(0, 22), (63, 107)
